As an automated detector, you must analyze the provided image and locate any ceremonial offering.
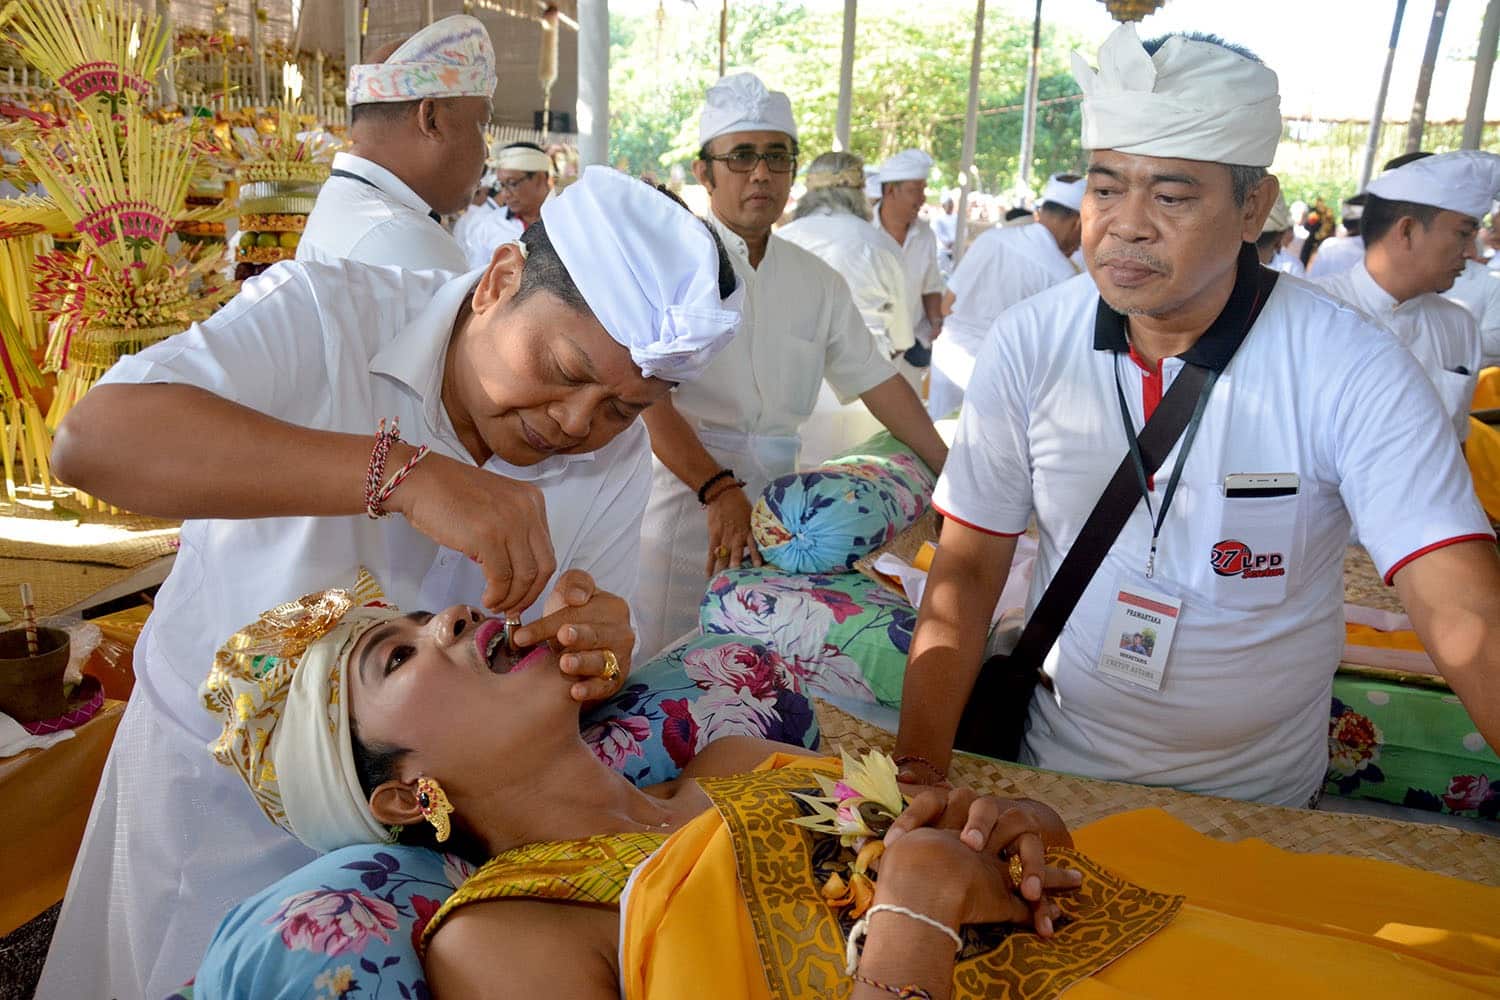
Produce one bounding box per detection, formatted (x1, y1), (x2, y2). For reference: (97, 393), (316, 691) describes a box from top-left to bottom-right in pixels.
(0, 622), (69, 724)
(230, 108), (333, 280)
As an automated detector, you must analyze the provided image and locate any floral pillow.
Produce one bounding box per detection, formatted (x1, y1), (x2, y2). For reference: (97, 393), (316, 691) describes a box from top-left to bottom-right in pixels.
(186, 843), (471, 1000)
(700, 567), (915, 708)
(179, 635), (822, 998)
(751, 439), (935, 576)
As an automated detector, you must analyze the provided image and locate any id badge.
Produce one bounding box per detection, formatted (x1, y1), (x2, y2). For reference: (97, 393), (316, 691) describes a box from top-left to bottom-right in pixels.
(1097, 583), (1182, 691)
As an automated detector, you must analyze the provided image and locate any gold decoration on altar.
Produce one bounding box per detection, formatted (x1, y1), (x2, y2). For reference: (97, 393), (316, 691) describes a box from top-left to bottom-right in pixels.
(1099, 0), (1167, 22)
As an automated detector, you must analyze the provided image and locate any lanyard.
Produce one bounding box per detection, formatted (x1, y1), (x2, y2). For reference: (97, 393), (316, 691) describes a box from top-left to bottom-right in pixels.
(1111, 352), (1219, 579)
(331, 168), (443, 224)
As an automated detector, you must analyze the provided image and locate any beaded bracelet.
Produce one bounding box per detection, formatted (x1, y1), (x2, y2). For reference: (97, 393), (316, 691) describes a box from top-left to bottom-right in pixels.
(852, 973), (934, 1000)
(701, 477), (746, 506)
(695, 468), (735, 505)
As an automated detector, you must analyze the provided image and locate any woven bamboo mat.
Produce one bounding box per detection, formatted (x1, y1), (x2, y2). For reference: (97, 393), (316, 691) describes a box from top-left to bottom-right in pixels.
(813, 702), (1500, 887)
(0, 559), (142, 620)
(0, 495), (179, 569)
(1343, 545), (1405, 615)
(853, 509), (940, 596)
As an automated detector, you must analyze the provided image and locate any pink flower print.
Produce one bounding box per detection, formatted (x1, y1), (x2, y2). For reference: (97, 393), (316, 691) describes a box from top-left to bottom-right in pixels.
(661, 698), (700, 768)
(688, 687), (782, 747)
(267, 888), (399, 956)
(1442, 774), (1492, 812)
(409, 894), (443, 952)
(583, 715), (651, 770)
(682, 642), (788, 700)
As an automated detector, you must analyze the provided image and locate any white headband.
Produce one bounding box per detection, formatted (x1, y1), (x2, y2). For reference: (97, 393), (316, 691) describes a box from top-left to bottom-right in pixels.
(1073, 24), (1282, 167)
(493, 145), (553, 174)
(1040, 173), (1086, 213)
(1367, 151), (1500, 222)
(541, 166), (743, 383)
(699, 72), (797, 145)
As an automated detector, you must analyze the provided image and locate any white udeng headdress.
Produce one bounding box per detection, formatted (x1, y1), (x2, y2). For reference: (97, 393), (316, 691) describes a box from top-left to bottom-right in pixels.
(541, 166), (743, 383)
(698, 72), (798, 145)
(346, 15), (497, 106)
(877, 149), (934, 184)
(1040, 173), (1086, 213)
(1072, 24), (1281, 167)
(1366, 151), (1500, 223)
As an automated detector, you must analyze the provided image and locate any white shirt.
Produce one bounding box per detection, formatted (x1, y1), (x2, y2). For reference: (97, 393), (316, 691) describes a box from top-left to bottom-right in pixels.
(1268, 247), (1305, 277)
(945, 222), (1078, 350)
(933, 211), (958, 271)
(874, 205), (945, 339)
(1305, 234), (1363, 279)
(777, 209), (915, 353)
(98, 261), (652, 747)
(934, 260), (1491, 805)
(1445, 259), (1500, 369)
(297, 152), (468, 272)
(1316, 261), (1482, 440)
(667, 214), (897, 439)
(461, 205), (528, 270)
(452, 196), (500, 267)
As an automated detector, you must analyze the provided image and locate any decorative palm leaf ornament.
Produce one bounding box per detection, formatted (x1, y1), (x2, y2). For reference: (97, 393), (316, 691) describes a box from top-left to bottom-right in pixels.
(0, 0), (236, 505)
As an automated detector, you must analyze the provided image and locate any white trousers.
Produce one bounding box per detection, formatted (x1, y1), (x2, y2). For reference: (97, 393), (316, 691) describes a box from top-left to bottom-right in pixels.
(36, 694), (316, 1000)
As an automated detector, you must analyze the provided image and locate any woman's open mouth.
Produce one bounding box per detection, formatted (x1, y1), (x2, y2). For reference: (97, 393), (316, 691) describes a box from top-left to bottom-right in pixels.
(474, 618), (548, 675)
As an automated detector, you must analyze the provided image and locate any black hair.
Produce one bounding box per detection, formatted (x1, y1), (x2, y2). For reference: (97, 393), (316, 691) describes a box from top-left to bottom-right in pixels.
(1361, 192), (1442, 246)
(1004, 206), (1034, 222)
(506, 187), (738, 315)
(503, 141), (547, 154)
(1381, 150), (1434, 173)
(1142, 31), (1263, 64)
(349, 719), (454, 853)
(1039, 202), (1078, 220)
(349, 100), (419, 129)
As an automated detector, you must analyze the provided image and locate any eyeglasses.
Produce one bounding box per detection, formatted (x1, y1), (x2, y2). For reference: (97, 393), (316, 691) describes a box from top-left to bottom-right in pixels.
(497, 174), (539, 192)
(704, 150), (798, 174)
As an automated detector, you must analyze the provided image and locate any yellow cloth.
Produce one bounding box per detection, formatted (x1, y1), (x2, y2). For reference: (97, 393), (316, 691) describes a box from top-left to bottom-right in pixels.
(1466, 416), (1500, 522)
(421, 830), (666, 953)
(1345, 622), (1426, 652)
(1472, 367), (1500, 411)
(623, 755), (1181, 1000)
(1068, 809), (1500, 998)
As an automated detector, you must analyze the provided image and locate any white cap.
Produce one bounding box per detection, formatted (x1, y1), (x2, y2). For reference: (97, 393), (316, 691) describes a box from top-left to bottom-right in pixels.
(878, 149), (933, 183)
(1261, 193), (1291, 233)
(1072, 24), (1281, 167)
(346, 15), (496, 106)
(540, 166), (743, 383)
(492, 144), (553, 173)
(1040, 173), (1086, 212)
(1341, 197), (1364, 222)
(698, 72), (797, 146)
(1366, 150), (1500, 223)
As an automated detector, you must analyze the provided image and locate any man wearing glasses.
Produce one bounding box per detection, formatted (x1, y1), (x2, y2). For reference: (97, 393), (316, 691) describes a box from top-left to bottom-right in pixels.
(463, 141), (556, 268)
(635, 72), (948, 659)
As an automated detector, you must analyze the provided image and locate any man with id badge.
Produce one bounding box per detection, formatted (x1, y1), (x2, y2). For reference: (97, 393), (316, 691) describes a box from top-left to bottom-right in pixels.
(893, 26), (1500, 808)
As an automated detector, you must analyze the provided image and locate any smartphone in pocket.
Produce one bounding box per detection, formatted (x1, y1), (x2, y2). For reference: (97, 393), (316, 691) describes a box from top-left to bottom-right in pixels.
(1223, 472), (1300, 499)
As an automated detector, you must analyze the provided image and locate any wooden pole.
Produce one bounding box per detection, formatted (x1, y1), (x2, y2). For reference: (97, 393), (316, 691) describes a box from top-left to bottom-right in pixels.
(719, 0), (728, 78)
(1017, 0), (1042, 188)
(834, 0), (856, 152)
(1359, 0), (1406, 191)
(953, 0), (985, 265)
(344, 0), (363, 73)
(1463, 0), (1500, 149)
(1404, 0), (1449, 153)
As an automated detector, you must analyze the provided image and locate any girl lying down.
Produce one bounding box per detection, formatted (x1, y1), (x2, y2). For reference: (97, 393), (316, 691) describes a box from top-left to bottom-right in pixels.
(193, 577), (1500, 1000)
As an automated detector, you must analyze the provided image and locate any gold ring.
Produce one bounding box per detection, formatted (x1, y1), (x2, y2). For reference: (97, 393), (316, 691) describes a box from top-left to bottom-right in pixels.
(1008, 853), (1026, 890)
(601, 649), (621, 683)
(715, 545), (730, 559)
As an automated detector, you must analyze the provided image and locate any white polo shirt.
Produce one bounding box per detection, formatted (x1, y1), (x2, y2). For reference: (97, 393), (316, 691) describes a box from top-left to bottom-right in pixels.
(461, 205), (527, 270)
(1305, 235), (1363, 279)
(1316, 261), (1482, 441)
(934, 252), (1492, 805)
(98, 261), (651, 747)
(874, 207), (945, 340)
(946, 222), (1079, 349)
(777, 209), (915, 354)
(297, 152), (469, 272)
(1446, 260), (1500, 369)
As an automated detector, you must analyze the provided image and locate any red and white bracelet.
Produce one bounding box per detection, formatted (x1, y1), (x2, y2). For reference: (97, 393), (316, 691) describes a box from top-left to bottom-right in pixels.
(364, 417), (430, 519)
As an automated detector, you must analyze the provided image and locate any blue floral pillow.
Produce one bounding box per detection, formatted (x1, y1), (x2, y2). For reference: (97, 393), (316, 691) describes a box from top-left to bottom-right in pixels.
(701, 568), (914, 708)
(751, 444), (935, 575)
(182, 634), (820, 998)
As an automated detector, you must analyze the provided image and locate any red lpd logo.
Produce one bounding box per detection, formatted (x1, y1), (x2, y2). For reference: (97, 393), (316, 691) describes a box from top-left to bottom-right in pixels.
(1210, 539), (1285, 579)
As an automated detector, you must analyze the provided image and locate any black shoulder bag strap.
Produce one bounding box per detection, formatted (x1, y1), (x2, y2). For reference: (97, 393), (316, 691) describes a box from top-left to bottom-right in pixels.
(955, 256), (1278, 760)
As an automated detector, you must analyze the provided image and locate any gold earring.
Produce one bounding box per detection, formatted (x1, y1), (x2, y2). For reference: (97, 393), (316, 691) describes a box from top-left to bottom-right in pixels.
(416, 776), (454, 843)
